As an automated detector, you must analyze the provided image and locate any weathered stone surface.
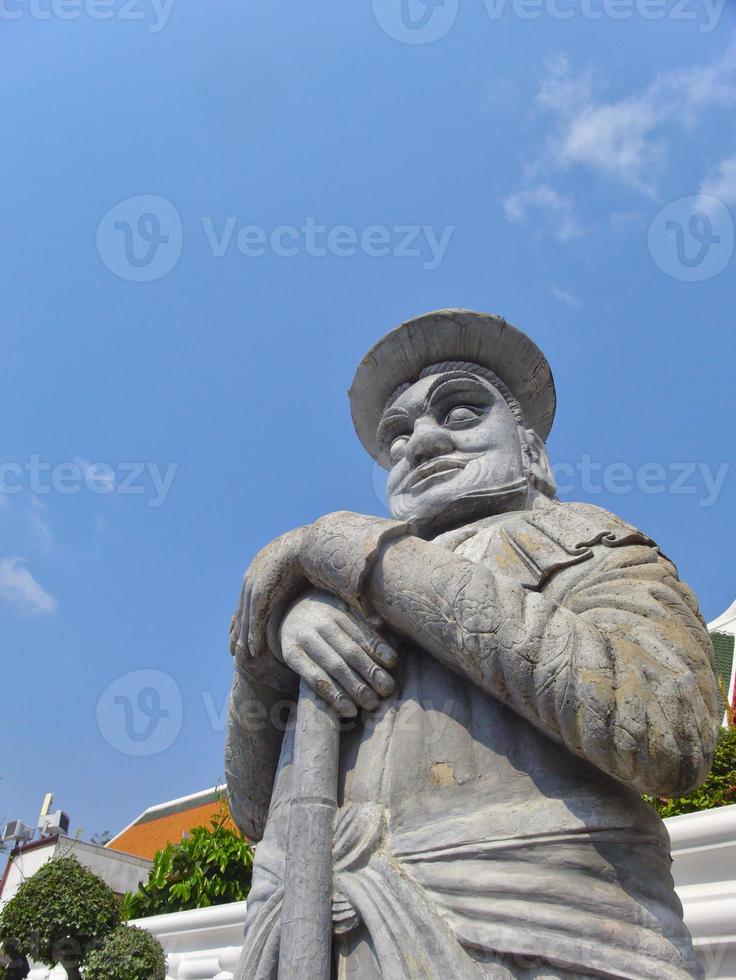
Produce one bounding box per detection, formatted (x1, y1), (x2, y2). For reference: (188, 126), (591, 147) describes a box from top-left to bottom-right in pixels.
(227, 309), (720, 979)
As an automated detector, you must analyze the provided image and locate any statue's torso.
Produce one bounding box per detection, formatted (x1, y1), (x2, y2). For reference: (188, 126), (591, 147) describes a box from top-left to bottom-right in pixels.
(245, 504), (701, 979)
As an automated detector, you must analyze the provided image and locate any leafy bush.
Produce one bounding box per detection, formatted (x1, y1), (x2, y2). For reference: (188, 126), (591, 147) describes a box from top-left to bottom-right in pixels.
(645, 726), (736, 818)
(83, 925), (166, 980)
(122, 813), (254, 918)
(0, 856), (120, 978)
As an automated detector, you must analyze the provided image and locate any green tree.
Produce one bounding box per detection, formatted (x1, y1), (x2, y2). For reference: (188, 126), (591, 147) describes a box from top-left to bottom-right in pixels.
(0, 856), (120, 980)
(83, 925), (166, 980)
(122, 813), (254, 919)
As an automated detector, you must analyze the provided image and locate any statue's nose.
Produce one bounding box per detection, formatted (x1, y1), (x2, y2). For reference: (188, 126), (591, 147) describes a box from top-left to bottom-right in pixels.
(405, 417), (454, 468)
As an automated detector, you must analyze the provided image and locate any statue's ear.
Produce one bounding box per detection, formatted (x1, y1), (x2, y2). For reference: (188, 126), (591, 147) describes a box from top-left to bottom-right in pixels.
(524, 428), (557, 498)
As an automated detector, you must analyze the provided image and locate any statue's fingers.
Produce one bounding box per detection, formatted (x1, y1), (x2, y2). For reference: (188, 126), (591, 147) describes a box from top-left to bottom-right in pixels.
(322, 624), (395, 699)
(283, 643), (357, 718)
(304, 633), (381, 711)
(238, 581), (253, 656)
(229, 613), (240, 656)
(230, 581), (254, 656)
(337, 613), (397, 670)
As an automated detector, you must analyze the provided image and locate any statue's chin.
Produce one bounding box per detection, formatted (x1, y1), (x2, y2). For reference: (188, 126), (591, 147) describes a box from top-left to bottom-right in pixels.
(396, 478), (531, 537)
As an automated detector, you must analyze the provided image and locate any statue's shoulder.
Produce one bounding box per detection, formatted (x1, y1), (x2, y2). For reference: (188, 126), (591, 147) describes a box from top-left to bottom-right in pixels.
(527, 495), (658, 553)
(441, 497), (663, 592)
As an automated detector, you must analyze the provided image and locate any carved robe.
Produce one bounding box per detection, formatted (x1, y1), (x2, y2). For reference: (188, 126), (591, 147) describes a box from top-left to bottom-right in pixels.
(227, 497), (719, 979)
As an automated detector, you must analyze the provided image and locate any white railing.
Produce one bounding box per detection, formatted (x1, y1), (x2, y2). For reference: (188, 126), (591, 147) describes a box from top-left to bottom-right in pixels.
(130, 901), (246, 980)
(666, 803), (736, 979)
(26, 804), (736, 980)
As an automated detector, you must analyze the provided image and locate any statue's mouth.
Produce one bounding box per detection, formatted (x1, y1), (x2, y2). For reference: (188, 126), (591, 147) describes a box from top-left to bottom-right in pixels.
(403, 453), (482, 492)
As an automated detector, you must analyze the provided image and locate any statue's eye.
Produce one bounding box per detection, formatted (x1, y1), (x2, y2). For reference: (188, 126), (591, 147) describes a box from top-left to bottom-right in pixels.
(444, 405), (483, 427)
(389, 435), (409, 464)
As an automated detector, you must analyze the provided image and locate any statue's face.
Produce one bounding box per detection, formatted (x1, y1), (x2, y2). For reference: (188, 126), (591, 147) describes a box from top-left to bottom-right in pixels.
(379, 371), (529, 528)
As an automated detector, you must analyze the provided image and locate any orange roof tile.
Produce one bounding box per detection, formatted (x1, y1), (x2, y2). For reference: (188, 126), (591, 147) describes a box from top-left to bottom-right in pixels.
(106, 788), (241, 861)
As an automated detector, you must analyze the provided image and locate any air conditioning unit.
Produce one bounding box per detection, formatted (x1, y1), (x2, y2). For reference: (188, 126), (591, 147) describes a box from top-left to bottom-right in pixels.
(2, 820), (33, 846)
(38, 810), (70, 837)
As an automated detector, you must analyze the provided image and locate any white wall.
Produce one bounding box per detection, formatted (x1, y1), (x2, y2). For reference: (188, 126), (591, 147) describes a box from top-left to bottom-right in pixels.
(0, 841), (57, 911)
(0, 836), (151, 909)
(667, 804), (736, 979)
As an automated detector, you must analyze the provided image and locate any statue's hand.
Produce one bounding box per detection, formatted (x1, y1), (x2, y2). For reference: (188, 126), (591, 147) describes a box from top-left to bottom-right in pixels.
(230, 526), (309, 660)
(230, 512), (412, 662)
(279, 591), (397, 718)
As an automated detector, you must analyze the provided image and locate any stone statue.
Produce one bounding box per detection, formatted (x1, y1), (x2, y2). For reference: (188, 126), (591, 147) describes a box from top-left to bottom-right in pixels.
(226, 309), (720, 979)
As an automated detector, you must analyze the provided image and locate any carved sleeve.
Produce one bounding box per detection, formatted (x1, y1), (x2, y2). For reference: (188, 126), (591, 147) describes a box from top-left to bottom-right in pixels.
(366, 536), (721, 797)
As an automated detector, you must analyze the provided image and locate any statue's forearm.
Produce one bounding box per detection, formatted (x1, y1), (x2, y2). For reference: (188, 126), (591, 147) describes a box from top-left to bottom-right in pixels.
(225, 658), (298, 842)
(365, 536), (719, 797)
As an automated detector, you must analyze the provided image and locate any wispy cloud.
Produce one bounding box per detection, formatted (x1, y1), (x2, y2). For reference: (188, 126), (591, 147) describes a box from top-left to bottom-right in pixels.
(698, 153), (736, 207)
(550, 285), (579, 307)
(27, 497), (53, 553)
(503, 36), (736, 237)
(503, 185), (582, 242)
(535, 40), (736, 194)
(0, 558), (56, 616)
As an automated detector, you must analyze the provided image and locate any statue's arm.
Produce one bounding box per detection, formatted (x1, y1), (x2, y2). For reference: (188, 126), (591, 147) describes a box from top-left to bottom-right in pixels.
(359, 533), (720, 797)
(225, 655), (297, 842)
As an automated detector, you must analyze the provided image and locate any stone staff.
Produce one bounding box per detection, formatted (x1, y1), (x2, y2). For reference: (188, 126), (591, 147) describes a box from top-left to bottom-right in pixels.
(277, 679), (338, 980)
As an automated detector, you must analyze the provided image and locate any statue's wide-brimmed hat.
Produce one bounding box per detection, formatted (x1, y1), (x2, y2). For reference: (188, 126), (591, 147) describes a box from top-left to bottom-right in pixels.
(349, 308), (556, 467)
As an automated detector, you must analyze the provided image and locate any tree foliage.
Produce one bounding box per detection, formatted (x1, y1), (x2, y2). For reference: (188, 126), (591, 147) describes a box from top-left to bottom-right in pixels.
(0, 856), (120, 976)
(121, 810), (254, 919)
(645, 726), (736, 818)
(83, 925), (166, 980)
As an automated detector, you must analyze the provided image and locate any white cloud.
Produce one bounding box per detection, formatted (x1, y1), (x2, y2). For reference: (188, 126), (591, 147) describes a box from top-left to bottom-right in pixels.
(503, 36), (736, 236)
(550, 286), (579, 308)
(503, 185), (582, 242)
(0, 558), (56, 616)
(698, 153), (736, 206)
(27, 497), (53, 553)
(534, 40), (736, 194)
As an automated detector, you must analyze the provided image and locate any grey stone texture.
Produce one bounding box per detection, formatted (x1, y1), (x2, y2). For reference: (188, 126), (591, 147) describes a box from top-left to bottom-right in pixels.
(227, 310), (720, 979)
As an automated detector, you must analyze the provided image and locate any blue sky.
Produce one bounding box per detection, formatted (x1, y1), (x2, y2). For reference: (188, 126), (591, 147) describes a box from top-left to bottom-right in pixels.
(1, 1), (735, 841)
